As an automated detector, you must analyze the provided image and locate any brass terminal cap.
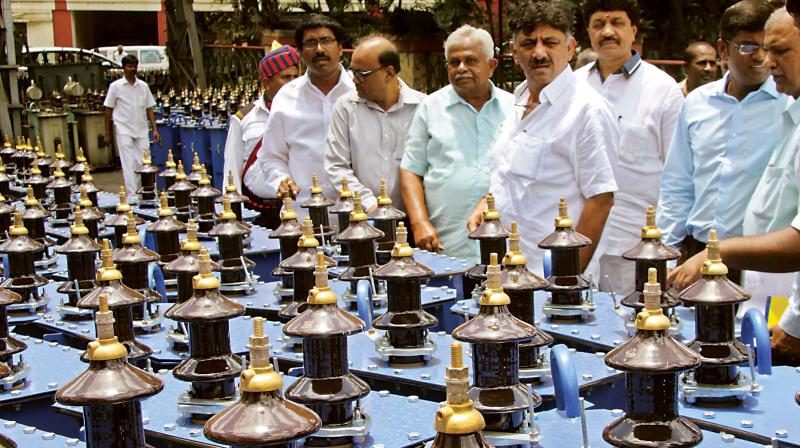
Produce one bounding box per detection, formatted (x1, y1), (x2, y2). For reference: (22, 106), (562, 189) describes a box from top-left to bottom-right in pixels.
(297, 218), (320, 248)
(8, 210), (28, 236)
(157, 192), (174, 217)
(434, 341), (485, 435)
(166, 149), (176, 168)
(116, 187), (131, 213)
(391, 222), (414, 258)
(181, 220), (202, 251)
(193, 248), (221, 289)
(70, 206), (89, 235)
(310, 173), (323, 194)
(86, 293), (128, 361)
(24, 186), (39, 206)
(176, 160), (188, 180)
(53, 165), (65, 178)
(479, 253), (511, 306)
(97, 239), (122, 282)
(554, 197), (573, 229)
(502, 221), (527, 266)
(307, 252), (337, 305)
(30, 159), (41, 175)
(191, 151), (202, 172)
(225, 171), (237, 193)
(78, 187), (93, 208)
(377, 179), (392, 205)
(198, 167), (211, 185)
(339, 178), (353, 198)
(141, 149), (152, 165)
(280, 196), (298, 221)
(635, 268), (671, 331)
(122, 211), (141, 245)
(349, 191), (368, 222)
(641, 205), (662, 239)
(483, 192), (500, 221)
(219, 197), (237, 221)
(76, 147), (87, 163)
(240, 317), (282, 393)
(55, 144), (65, 159)
(701, 229), (729, 276)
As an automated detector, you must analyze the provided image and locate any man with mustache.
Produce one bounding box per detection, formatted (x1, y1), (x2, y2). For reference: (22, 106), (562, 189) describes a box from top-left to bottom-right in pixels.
(658, 0), (791, 284)
(324, 36), (425, 218)
(671, 7), (800, 364)
(679, 41), (720, 96)
(467, 0), (619, 275)
(244, 14), (354, 207)
(400, 25), (513, 259)
(574, 0), (683, 295)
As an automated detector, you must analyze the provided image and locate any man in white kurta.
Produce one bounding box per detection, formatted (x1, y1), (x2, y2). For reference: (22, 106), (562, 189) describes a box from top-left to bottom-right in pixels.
(103, 54), (159, 195)
(575, 2), (683, 294)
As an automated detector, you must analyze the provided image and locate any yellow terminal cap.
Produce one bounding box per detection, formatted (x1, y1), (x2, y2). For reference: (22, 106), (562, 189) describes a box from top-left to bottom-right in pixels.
(239, 317), (282, 393)
(96, 239), (122, 282)
(554, 197), (573, 228)
(641, 205), (662, 239)
(391, 222), (414, 258)
(480, 253), (511, 306)
(307, 252), (337, 305)
(701, 229), (729, 277)
(192, 248), (220, 290)
(349, 191), (368, 222)
(85, 293), (128, 361)
(635, 268), (671, 331)
(483, 192), (500, 221)
(502, 221), (527, 266)
(434, 341), (485, 435)
(377, 179), (392, 205)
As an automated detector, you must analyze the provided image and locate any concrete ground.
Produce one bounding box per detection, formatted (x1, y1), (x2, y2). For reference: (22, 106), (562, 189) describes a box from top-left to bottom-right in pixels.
(92, 169), (125, 193)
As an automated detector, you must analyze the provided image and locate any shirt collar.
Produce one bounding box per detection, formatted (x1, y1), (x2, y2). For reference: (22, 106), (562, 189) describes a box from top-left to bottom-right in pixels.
(537, 64), (574, 105)
(589, 50), (642, 79)
(301, 64), (354, 96)
(353, 78), (423, 109)
(786, 98), (800, 125)
(446, 80), (501, 108)
(712, 71), (780, 100)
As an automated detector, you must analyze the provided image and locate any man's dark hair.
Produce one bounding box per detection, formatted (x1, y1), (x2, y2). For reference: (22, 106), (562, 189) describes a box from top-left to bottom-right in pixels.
(120, 54), (138, 66)
(378, 48), (401, 73)
(508, 0), (576, 37)
(683, 41), (715, 64)
(720, 0), (775, 41)
(581, 0), (641, 26)
(294, 14), (346, 48)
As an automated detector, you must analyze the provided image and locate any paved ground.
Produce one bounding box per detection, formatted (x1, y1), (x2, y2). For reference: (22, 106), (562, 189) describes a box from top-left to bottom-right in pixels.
(92, 169), (125, 193)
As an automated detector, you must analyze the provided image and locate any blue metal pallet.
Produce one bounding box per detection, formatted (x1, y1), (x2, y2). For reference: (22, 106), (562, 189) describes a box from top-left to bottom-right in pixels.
(133, 204), (260, 222)
(0, 419), (84, 447)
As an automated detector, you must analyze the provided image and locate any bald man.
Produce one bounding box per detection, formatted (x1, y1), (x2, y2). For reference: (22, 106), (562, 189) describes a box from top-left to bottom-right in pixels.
(324, 35), (425, 216)
(679, 41), (719, 95)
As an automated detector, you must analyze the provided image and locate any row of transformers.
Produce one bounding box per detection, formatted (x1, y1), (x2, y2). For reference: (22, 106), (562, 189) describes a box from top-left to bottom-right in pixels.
(0, 142), (787, 448)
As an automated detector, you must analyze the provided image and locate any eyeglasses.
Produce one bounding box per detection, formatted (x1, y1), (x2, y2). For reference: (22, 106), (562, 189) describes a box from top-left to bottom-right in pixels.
(302, 37), (337, 50)
(727, 40), (766, 55)
(350, 67), (383, 81)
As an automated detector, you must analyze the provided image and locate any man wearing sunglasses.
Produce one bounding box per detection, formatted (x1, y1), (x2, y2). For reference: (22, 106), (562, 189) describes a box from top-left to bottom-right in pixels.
(658, 0), (791, 284)
(324, 36), (425, 218)
(244, 14), (354, 207)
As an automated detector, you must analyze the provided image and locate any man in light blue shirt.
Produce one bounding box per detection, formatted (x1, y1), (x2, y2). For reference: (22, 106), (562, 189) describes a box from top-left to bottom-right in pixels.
(400, 25), (514, 260)
(658, 0), (791, 278)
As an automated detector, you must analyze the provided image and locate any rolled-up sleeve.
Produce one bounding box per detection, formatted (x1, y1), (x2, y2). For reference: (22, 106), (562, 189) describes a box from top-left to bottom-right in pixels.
(400, 103), (430, 177)
(657, 105), (695, 249)
(779, 215), (800, 338)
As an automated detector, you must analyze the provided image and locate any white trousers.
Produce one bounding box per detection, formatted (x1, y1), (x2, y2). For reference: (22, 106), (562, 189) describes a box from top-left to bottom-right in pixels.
(116, 133), (149, 195)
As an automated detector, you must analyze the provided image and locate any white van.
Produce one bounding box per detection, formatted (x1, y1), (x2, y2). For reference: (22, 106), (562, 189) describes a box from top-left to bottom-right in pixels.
(98, 45), (169, 71)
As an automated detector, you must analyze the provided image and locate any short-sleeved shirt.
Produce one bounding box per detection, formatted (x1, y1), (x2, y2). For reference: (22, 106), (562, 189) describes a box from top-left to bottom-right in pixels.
(400, 83), (514, 260)
(779, 214), (800, 338)
(103, 77), (156, 139)
(491, 66), (619, 275)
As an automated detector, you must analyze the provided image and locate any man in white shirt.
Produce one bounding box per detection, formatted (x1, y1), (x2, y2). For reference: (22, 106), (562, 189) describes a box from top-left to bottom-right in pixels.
(103, 54), (159, 195)
(324, 36), (425, 214)
(244, 14), (355, 206)
(575, 0), (683, 294)
(467, 0), (619, 275)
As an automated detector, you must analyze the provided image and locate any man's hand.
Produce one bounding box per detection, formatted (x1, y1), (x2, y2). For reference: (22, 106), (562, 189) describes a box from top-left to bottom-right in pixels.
(278, 177), (300, 199)
(103, 134), (112, 147)
(413, 220), (444, 252)
(771, 325), (800, 365)
(667, 248), (707, 290)
(467, 197), (488, 232)
(152, 129), (161, 145)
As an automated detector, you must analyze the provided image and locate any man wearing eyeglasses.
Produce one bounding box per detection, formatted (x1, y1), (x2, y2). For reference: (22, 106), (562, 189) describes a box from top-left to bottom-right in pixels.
(400, 25), (513, 259)
(574, 0), (683, 294)
(244, 14), (354, 207)
(467, 0), (619, 275)
(658, 0), (791, 283)
(324, 36), (425, 220)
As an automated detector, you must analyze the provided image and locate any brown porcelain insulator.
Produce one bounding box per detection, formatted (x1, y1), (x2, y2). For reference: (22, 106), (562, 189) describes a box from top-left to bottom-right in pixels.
(136, 150), (160, 205)
(0, 200), (12, 240)
(56, 212), (102, 308)
(678, 230), (751, 389)
(168, 160), (196, 222)
(372, 223), (438, 363)
(283, 254), (370, 441)
(329, 179), (355, 255)
(0, 165), (11, 198)
(106, 188), (145, 248)
(208, 198), (253, 285)
(147, 193), (187, 266)
(0, 211), (48, 304)
(603, 269), (702, 448)
(0, 432), (15, 448)
(52, 144), (73, 174)
(431, 342), (492, 448)
(622, 206), (681, 310)
(159, 149), (178, 194)
(26, 164), (49, 205)
(278, 218), (336, 321)
(47, 166), (74, 221)
(204, 317), (321, 447)
(21, 186), (53, 257)
(187, 151), (205, 184)
(78, 240), (153, 363)
(467, 194), (510, 282)
(336, 192), (384, 288)
(165, 250), (245, 402)
(56, 294), (163, 448)
(368, 179), (406, 264)
(190, 170), (222, 232)
(0, 288), (26, 364)
(0, 142), (15, 175)
(114, 215), (162, 320)
(35, 151), (51, 179)
(74, 175), (101, 208)
(215, 171), (248, 222)
(68, 147), (89, 185)
(501, 222), (552, 371)
(452, 254), (541, 433)
(538, 198), (591, 307)
(300, 174), (335, 241)
(164, 220), (220, 304)
(269, 197), (303, 294)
